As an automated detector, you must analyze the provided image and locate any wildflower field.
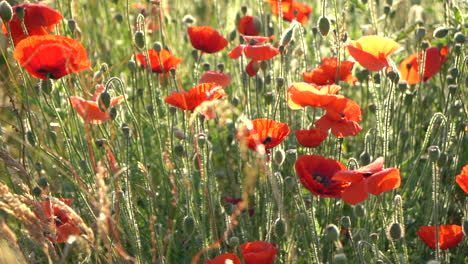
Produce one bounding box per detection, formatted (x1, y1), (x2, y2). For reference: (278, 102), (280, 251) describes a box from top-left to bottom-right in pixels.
(0, 0), (466, 263)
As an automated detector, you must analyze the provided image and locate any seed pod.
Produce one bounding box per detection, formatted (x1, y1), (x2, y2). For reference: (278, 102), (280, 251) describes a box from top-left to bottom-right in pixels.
(40, 79), (53, 94)
(421, 40), (430, 50)
(228, 236), (239, 247)
(276, 77), (285, 89)
(203, 63), (210, 71)
(427, 145), (440, 161)
(274, 218), (286, 238)
(121, 123), (130, 137)
(383, 5), (391, 16)
(415, 27), (426, 41)
(109, 107), (117, 120)
(433, 27), (448, 38)
(174, 145), (184, 155)
(448, 84), (457, 95)
(98, 91), (111, 112)
(127, 60), (136, 72)
(333, 253), (348, 264)
(183, 216), (195, 235)
(114, 13), (124, 23)
(325, 224), (340, 241)
(153, 42), (162, 52)
(397, 81), (408, 92)
(134, 31), (145, 49)
(437, 152), (447, 167)
(95, 138), (107, 147)
(38, 177), (48, 188)
(173, 127), (186, 140)
(68, 19), (77, 32)
(182, 15), (195, 24)
(217, 63), (225, 72)
(449, 67), (459, 78)
(387, 222), (404, 240)
(373, 72), (380, 84)
(454, 32), (466, 44)
(32, 186), (42, 197)
(15, 6), (24, 21)
(274, 149), (285, 165)
(26, 131), (36, 146)
(0, 1), (13, 22)
(264, 92), (274, 105)
(318, 16), (330, 36)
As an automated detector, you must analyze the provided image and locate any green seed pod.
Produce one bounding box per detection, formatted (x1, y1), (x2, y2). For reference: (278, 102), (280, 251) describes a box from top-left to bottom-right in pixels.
(183, 216), (195, 235)
(98, 91), (111, 112)
(203, 62), (210, 71)
(318, 16), (330, 36)
(217, 63), (224, 72)
(121, 123), (130, 137)
(114, 13), (124, 23)
(14, 6), (24, 21)
(433, 27), (449, 38)
(169, 67), (176, 76)
(93, 71), (103, 83)
(453, 43), (462, 54)
(373, 72), (380, 84)
(281, 26), (295, 46)
(273, 149), (286, 165)
(448, 84), (457, 95)
(182, 15), (195, 24)
(454, 32), (466, 44)
(274, 218), (286, 238)
(109, 107), (117, 120)
(446, 75), (455, 85)
(68, 19), (77, 32)
(333, 253), (348, 264)
(383, 5), (391, 16)
(169, 105), (177, 114)
(197, 134), (206, 147)
(325, 224), (340, 241)
(0, 1), (13, 22)
(354, 204), (366, 217)
(341, 216), (351, 228)
(241, 5), (248, 14)
(127, 60), (136, 72)
(95, 138), (107, 147)
(368, 103), (377, 114)
(32, 186), (42, 197)
(427, 145), (440, 162)
(174, 145), (184, 155)
(386, 71), (399, 83)
(387, 222), (404, 240)
(40, 79), (53, 94)
(449, 67), (459, 78)
(356, 69), (369, 83)
(264, 92), (274, 105)
(134, 31), (145, 49)
(276, 77), (284, 89)
(37, 177), (48, 188)
(231, 96), (240, 107)
(153, 42), (162, 52)
(415, 27), (426, 41)
(191, 49), (199, 60)
(26, 131), (36, 146)
(228, 236), (239, 247)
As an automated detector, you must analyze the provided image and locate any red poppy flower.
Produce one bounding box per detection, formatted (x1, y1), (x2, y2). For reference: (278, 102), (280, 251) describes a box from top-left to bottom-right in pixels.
(399, 46), (449, 85)
(417, 225), (464, 250)
(187, 26), (228, 53)
(164, 83), (225, 111)
(246, 60), (260, 76)
(295, 155), (349, 198)
(240, 241), (278, 264)
(136, 49), (183, 73)
(237, 118), (290, 154)
(242, 35), (274, 44)
(315, 97), (362, 138)
(287, 82), (341, 110)
(1, 3), (63, 46)
(35, 199), (81, 243)
(13, 35), (91, 80)
(295, 128), (328, 148)
(265, 0), (312, 25)
(303, 58), (357, 85)
(346, 36), (399, 71)
(204, 253), (241, 264)
(70, 85), (124, 125)
(332, 157), (401, 204)
(455, 165), (468, 194)
(238, 15), (261, 36)
(198, 71), (231, 87)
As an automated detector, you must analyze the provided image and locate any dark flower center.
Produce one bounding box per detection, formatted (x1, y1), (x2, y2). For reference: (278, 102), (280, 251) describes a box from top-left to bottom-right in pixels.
(312, 172), (330, 187)
(263, 136), (272, 144)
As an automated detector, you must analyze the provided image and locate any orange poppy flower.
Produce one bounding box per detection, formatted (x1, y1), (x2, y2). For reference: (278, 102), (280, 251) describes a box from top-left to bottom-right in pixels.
(455, 165), (468, 194)
(237, 118), (290, 154)
(295, 128), (328, 148)
(187, 26), (228, 53)
(204, 253), (241, 264)
(417, 225), (464, 250)
(1, 3), (63, 46)
(198, 71), (231, 87)
(332, 157), (401, 204)
(399, 46), (449, 85)
(346, 35), (399, 71)
(238, 15), (261, 36)
(295, 155), (349, 198)
(164, 83), (225, 111)
(287, 82), (341, 110)
(265, 0), (312, 25)
(13, 35), (91, 80)
(34, 199), (81, 243)
(240, 241), (278, 264)
(315, 97), (362, 138)
(136, 49), (183, 73)
(303, 58), (357, 85)
(70, 85), (124, 125)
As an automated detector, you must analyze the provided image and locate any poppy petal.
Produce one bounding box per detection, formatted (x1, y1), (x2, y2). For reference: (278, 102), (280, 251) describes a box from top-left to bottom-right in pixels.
(366, 168), (401, 196)
(203, 253), (241, 264)
(238, 15), (261, 36)
(228, 45), (247, 59)
(244, 45), (279, 61)
(198, 71), (231, 87)
(164, 83), (225, 110)
(417, 225), (464, 250)
(347, 36), (399, 71)
(56, 223), (82, 243)
(455, 165), (468, 194)
(246, 60), (260, 76)
(287, 82), (341, 110)
(340, 180), (369, 205)
(295, 128), (328, 148)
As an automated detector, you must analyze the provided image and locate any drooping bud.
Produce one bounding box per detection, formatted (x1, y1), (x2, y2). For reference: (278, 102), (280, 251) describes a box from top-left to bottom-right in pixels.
(134, 31), (145, 49)
(427, 145), (440, 162)
(173, 126), (186, 140)
(0, 1), (13, 22)
(281, 26), (295, 46)
(318, 16), (331, 36)
(387, 222), (404, 240)
(98, 90), (112, 112)
(153, 42), (162, 52)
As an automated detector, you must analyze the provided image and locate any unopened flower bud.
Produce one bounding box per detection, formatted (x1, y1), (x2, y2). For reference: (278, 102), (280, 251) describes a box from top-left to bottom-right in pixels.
(26, 131), (35, 146)
(183, 216), (195, 235)
(98, 91), (111, 112)
(318, 16), (331, 36)
(228, 236), (239, 247)
(127, 60), (136, 72)
(433, 27), (448, 38)
(387, 222), (404, 240)
(273, 149), (286, 165)
(383, 5), (391, 16)
(0, 1), (13, 22)
(68, 19), (77, 32)
(15, 6), (24, 21)
(153, 42), (162, 52)
(37, 177), (48, 188)
(274, 218), (286, 238)
(134, 31), (145, 49)
(325, 224), (340, 241)
(421, 40), (430, 50)
(173, 127), (186, 140)
(415, 27), (426, 41)
(454, 32), (465, 44)
(427, 145), (440, 161)
(174, 145), (184, 155)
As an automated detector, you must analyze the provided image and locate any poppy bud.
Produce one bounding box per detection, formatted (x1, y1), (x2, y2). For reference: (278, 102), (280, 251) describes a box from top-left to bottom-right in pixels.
(333, 253), (348, 264)
(114, 13), (124, 23)
(134, 31), (145, 49)
(40, 79), (53, 94)
(174, 145), (184, 155)
(203, 63), (210, 71)
(276, 77), (284, 89)
(397, 81), (408, 92)
(420, 40), (430, 50)
(354, 204), (366, 217)
(341, 216), (351, 228)
(173, 127), (186, 140)
(183, 216), (195, 235)
(273, 149), (285, 165)
(274, 218), (286, 238)
(278, 45), (285, 54)
(449, 67), (459, 78)
(368, 103), (377, 113)
(325, 224), (340, 241)
(191, 49), (199, 60)
(109, 107), (117, 120)
(451, 100), (462, 115)
(446, 75), (455, 85)
(281, 26), (295, 46)
(197, 134), (207, 147)
(228, 236), (239, 247)
(386, 71), (399, 83)
(373, 72), (380, 84)
(121, 123), (130, 137)
(217, 63), (225, 72)
(260, 60), (268, 72)
(153, 42), (162, 52)
(463, 219), (468, 236)
(169, 105), (177, 114)
(182, 15), (195, 24)
(231, 96), (240, 107)
(415, 27), (426, 41)
(433, 27), (449, 38)
(241, 5), (248, 14)
(14, 6), (24, 21)
(127, 60), (136, 72)
(224, 203), (234, 215)
(0, 1), (13, 22)
(454, 32), (466, 44)
(369, 233), (379, 241)
(453, 44), (462, 55)
(311, 27), (319, 36)
(356, 69), (369, 83)
(26, 131), (36, 146)
(95, 138), (107, 147)
(437, 152), (447, 167)
(169, 67), (176, 76)
(387, 222), (404, 240)
(318, 16), (331, 36)
(264, 92), (274, 105)
(68, 19), (77, 32)
(427, 145), (440, 161)
(228, 30), (237, 42)
(32, 186), (42, 197)
(265, 73), (272, 84)
(98, 91), (112, 112)
(448, 84), (457, 95)
(383, 5), (391, 16)
(37, 177), (48, 188)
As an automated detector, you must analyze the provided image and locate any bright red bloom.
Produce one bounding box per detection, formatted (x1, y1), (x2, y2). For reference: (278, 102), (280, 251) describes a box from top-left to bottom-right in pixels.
(164, 83), (225, 111)
(455, 165), (468, 194)
(198, 71), (231, 87)
(246, 60), (260, 76)
(303, 58), (357, 85)
(204, 253), (241, 264)
(1, 3), (63, 46)
(13, 35), (91, 80)
(295, 128), (328, 148)
(35, 199), (81, 243)
(238, 15), (261, 36)
(315, 97), (362, 138)
(287, 82), (341, 110)
(346, 35), (399, 71)
(240, 241), (278, 264)
(228, 44), (279, 61)
(237, 118), (290, 154)
(399, 46), (449, 85)
(136, 49), (183, 73)
(295, 155), (349, 198)
(242, 35), (274, 45)
(265, 0), (312, 25)
(70, 85), (124, 125)
(332, 157), (401, 204)
(417, 225), (464, 250)
(187, 26), (228, 53)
